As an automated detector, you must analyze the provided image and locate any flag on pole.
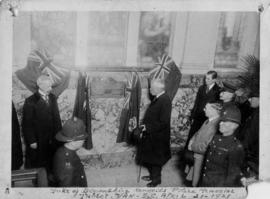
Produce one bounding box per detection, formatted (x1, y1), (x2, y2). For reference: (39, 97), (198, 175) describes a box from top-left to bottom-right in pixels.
(73, 72), (93, 150)
(15, 49), (70, 97)
(117, 72), (141, 144)
(149, 54), (182, 101)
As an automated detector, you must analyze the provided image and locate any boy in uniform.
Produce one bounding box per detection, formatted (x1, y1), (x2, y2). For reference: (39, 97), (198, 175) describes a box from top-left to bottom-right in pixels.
(53, 117), (88, 187)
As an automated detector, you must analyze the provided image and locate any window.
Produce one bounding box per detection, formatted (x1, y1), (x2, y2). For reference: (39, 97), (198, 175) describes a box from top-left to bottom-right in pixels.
(214, 12), (246, 68)
(87, 12), (129, 66)
(138, 12), (174, 66)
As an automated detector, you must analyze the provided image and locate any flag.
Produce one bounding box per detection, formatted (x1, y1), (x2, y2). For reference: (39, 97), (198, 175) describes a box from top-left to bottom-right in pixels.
(15, 49), (70, 97)
(73, 72), (93, 150)
(149, 54), (182, 101)
(117, 72), (141, 144)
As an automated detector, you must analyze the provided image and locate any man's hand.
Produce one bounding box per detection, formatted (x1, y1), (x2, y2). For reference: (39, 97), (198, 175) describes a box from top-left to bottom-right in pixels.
(30, 143), (37, 149)
(241, 176), (257, 187)
(140, 124), (146, 132)
(188, 116), (193, 124)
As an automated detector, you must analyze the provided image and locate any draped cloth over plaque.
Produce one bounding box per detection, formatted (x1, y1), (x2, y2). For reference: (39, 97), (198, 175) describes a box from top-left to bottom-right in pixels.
(15, 49), (70, 97)
(117, 72), (142, 144)
(149, 54), (182, 101)
(73, 73), (93, 150)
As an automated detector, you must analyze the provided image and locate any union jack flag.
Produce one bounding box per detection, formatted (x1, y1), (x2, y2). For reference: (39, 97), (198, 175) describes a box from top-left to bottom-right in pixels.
(148, 54), (182, 101)
(123, 72), (140, 109)
(29, 49), (69, 87)
(149, 54), (174, 80)
(16, 49), (70, 97)
(117, 72), (141, 144)
(73, 72), (92, 149)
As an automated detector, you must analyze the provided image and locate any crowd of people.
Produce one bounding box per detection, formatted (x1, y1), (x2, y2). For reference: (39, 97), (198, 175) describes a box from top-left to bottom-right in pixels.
(182, 70), (259, 187)
(12, 69), (259, 187)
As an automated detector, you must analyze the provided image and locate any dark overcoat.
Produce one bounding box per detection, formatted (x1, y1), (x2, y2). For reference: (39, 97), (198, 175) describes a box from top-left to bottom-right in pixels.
(187, 83), (220, 145)
(53, 146), (87, 187)
(241, 108), (259, 174)
(12, 102), (23, 170)
(138, 93), (172, 166)
(200, 134), (244, 187)
(22, 92), (62, 169)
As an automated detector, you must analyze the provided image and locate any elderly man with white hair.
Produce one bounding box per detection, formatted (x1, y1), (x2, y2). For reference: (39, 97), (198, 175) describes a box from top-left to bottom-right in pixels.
(22, 74), (62, 185)
(137, 78), (172, 187)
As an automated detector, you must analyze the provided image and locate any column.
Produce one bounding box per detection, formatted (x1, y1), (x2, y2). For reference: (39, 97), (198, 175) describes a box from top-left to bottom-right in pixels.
(125, 12), (140, 67)
(75, 11), (89, 68)
(0, 9), (13, 186)
(171, 12), (189, 68)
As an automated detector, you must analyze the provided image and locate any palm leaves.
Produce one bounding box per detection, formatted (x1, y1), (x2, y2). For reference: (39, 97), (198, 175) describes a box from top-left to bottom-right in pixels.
(238, 55), (260, 96)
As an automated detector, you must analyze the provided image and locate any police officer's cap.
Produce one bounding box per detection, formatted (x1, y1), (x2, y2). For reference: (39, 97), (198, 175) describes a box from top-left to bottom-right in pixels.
(220, 82), (237, 93)
(221, 105), (241, 124)
(56, 117), (88, 142)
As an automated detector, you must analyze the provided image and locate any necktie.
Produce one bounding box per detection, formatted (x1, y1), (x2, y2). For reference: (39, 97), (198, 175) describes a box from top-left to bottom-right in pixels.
(44, 95), (49, 104)
(206, 86), (209, 93)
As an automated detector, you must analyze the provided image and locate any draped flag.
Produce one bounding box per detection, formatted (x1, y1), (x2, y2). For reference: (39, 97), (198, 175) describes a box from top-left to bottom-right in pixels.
(149, 54), (182, 101)
(73, 72), (93, 150)
(117, 72), (141, 144)
(15, 49), (70, 97)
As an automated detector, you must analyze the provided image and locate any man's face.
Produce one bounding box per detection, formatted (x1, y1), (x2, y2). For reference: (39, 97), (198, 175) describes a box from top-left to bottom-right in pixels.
(150, 81), (159, 96)
(205, 74), (215, 87)
(39, 80), (52, 94)
(219, 121), (238, 136)
(204, 104), (216, 118)
(72, 140), (85, 150)
(220, 91), (234, 102)
(248, 97), (259, 108)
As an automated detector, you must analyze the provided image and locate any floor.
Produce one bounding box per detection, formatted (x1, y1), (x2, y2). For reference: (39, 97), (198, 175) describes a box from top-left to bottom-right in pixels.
(85, 156), (184, 187)
(13, 155), (186, 187)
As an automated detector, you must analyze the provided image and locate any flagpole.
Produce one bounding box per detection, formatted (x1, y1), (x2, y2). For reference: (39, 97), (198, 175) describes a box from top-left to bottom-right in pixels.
(13, 64), (154, 73)
(58, 66), (154, 73)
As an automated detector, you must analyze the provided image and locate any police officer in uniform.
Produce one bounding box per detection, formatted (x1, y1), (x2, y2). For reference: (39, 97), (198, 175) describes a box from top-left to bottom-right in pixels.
(200, 105), (245, 187)
(53, 117), (88, 187)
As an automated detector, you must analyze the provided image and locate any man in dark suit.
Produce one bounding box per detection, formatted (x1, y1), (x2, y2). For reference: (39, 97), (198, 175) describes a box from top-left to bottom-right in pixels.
(137, 79), (172, 187)
(240, 91), (259, 181)
(22, 75), (62, 174)
(186, 71), (220, 148)
(12, 102), (23, 170)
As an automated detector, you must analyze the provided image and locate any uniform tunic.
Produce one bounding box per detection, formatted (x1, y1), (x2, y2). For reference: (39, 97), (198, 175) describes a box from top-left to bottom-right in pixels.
(201, 134), (244, 187)
(241, 108), (259, 174)
(53, 146), (87, 187)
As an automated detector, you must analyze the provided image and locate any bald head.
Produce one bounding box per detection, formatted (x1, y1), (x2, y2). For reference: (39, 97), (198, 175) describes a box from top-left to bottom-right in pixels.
(150, 79), (165, 96)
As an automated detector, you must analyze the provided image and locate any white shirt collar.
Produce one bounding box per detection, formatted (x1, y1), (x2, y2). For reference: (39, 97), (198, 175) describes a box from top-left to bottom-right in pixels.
(208, 83), (215, 91)
(38, 89), (47, 97)
(156, 91), (165, 99)
(209, 116), (219, 122)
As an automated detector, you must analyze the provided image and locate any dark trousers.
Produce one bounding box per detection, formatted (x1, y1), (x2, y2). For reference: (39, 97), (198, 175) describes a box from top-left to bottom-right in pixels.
(144, 163), (162, 183)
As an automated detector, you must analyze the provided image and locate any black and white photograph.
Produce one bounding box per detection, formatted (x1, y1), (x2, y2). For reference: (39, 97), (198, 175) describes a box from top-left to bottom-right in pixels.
(0, 0), (270, 198)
